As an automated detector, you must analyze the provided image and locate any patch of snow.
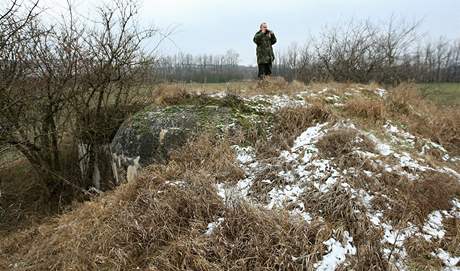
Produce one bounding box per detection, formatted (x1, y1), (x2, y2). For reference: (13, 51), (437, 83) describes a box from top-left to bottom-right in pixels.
(432, 249), (460, 268)
(290, 204), (313, 223)
(278, 170), (295, 182)
(247, 94), (306, 113)
(215, 177), (255, 204)
(367, 133), (392, 156)
(267, 185), (304, 209)
(292, 122), (328, 150)
(279, 150), (299, 162)
(231, 145), (256, 164)
(384, 122), (416, 147)
(393, 152), (431, 172)
(382, 224), (417, 247)
(319, 88), (328, 94)
(164, 180), (186, 187)
(314, 231), (357, 271)
(215, 183), (227, 201)
(325, 95), (341, 102)
(208, 92), (227, 98)
(376, 88), (386, 97)
(380, 223), (417, 269)
(368, 212), (384, 226)
(205, 217), (224, 235)
(422, 211), (445, 240)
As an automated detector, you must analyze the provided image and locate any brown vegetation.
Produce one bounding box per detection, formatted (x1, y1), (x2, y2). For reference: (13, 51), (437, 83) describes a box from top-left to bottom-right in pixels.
(0, 134), (241, 270)
(317, 128), (375, 158)
(150, 203), (328, 270)
(386, 83), (460, 155)
(344, 97), (387, 122)
(300, 183), (388, 270)
(257, 101), (332, 157)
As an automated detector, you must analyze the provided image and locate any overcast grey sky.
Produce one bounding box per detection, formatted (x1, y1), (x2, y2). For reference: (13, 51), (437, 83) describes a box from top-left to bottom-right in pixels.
(42, 0), (460, 66)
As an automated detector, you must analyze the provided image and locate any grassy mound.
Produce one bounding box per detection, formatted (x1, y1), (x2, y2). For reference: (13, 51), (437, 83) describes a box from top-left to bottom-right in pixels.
(1, 81), (460, 270)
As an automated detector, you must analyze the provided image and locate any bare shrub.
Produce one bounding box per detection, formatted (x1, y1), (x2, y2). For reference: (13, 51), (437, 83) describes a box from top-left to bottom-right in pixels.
(1, 0), (165, 200)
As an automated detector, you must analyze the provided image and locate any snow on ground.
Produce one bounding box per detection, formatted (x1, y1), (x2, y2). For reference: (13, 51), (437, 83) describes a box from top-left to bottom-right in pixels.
(433, 249), (460, 269)
(422, 211), (445, 240)
(314, 231), (357, 271)
(210, 89), (460, 269)
(376, 88), (387, 97)
(243, 94), (307, 113)
(205, 217), (225, 236)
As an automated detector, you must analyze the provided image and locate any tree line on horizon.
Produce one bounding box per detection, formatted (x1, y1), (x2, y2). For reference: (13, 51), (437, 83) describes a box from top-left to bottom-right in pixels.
(153, 19), (460, 85)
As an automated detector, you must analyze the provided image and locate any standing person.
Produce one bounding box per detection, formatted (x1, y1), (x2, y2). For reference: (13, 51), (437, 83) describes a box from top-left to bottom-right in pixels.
(253, 22), (277, 79)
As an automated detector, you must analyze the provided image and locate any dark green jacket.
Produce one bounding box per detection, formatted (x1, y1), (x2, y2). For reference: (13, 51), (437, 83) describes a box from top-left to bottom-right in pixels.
(253, 30), (277, 64)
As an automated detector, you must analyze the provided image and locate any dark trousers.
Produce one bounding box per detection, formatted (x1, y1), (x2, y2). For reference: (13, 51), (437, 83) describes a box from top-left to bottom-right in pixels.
(258, 63), (272, 79)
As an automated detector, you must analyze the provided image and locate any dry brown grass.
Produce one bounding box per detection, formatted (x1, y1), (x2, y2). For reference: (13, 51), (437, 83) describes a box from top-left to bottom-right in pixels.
(1, 175), (223, 270)
(146, 78), (309, 99)
(148, 83), (194, 105)
(0, 134), (246, 270)
(300, 183), (388, 270)
(386, 83), (460, 155)
(317, 128), (375, 158)
(404, 172), (460, 223)
(161, 134), (245, 183)
(257, 101), (332, 157)
(404, 236), (443, 270)
(251, 76), (290, 93)
(364, 169), (460, 226)
(443, 217), (460, 256)
(149, 203), (329, 271)
(343, 97), (387, 122)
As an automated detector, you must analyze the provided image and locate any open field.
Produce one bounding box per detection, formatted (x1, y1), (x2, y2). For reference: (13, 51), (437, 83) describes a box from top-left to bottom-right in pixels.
(418, 83), (460, 106)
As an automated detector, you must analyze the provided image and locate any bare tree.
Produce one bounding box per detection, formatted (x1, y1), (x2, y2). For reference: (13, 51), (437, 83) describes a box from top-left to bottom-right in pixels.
(0, 0), (162, 199)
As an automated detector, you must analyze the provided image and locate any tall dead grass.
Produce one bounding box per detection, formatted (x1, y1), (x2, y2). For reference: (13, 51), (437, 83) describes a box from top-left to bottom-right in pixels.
(257, 101), (332, 157)
(0, 134), (243, 270)
(353, 169), (460, 226)
(300, 183), (388, 270)
(343, 97), (387, 122)
(316, 128), (375, 158)
(386, 83), (460, 155)
(149, 203), (329, 270)
(340, 82), (460, 155)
